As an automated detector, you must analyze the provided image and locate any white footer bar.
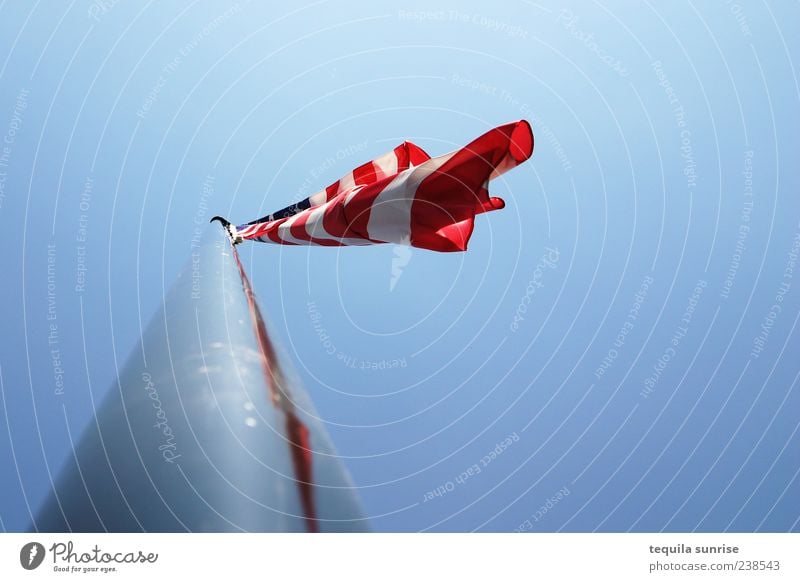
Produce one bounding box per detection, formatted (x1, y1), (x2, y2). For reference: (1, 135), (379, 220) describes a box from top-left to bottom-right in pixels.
(1, 533), (797, 581)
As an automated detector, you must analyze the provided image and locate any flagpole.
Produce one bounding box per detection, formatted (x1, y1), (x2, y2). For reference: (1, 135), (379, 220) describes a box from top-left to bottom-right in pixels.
(34, 229), (369, 532)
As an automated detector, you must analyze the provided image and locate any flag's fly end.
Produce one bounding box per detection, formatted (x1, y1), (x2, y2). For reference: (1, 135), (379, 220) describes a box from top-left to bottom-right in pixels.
(510, 118), (534, 163)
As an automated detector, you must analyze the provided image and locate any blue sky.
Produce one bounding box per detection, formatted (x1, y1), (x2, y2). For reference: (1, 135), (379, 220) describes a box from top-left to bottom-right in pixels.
(0, 0), (798, 532)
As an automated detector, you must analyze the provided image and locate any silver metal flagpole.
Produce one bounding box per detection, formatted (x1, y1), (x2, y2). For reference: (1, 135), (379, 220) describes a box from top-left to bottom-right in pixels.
(35, 229), (369, 532)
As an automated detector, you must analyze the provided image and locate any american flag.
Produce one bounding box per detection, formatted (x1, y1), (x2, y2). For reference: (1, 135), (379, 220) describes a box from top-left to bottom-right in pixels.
(220, 120), (533, 252)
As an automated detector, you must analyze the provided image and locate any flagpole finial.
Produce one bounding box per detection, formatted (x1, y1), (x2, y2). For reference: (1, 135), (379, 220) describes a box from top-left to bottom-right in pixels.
(210, 215), (243, 245)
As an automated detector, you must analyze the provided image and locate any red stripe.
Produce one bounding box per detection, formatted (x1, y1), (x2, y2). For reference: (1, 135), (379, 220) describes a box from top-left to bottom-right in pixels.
(405, 141), (431, 166)
(393, 141), (431, 171)
(321, 190), (364, 240)
(353, 160), (377, 186)
(343, 180), (391, 242)
(394, 143), (409, 170)
(288, 211), (314, 244)
(266, 223), (289, 244)
(325, 180), (340, 201)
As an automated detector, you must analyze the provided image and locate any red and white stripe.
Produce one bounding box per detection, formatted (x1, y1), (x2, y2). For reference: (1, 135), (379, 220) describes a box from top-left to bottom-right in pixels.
(239, 120), (533, 252)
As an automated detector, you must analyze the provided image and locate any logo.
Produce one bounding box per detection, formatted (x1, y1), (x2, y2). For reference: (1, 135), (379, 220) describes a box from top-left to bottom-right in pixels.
(20, 542), (45, 570)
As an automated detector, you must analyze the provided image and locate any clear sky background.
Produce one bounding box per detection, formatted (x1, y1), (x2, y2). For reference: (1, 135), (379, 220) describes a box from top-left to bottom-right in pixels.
(0, 0), (798, 532)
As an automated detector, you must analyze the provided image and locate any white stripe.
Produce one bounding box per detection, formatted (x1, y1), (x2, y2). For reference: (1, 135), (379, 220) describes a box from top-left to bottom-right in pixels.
(336, 171), (356, 196)
(308, 190), (327, 206)
(489, 151), (519, 181)
(364, 152), (454, 244)
(373, 149), (399, 180)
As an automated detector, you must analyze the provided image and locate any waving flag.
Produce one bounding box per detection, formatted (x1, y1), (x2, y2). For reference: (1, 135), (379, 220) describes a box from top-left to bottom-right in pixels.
(213, 120), (533, 252)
